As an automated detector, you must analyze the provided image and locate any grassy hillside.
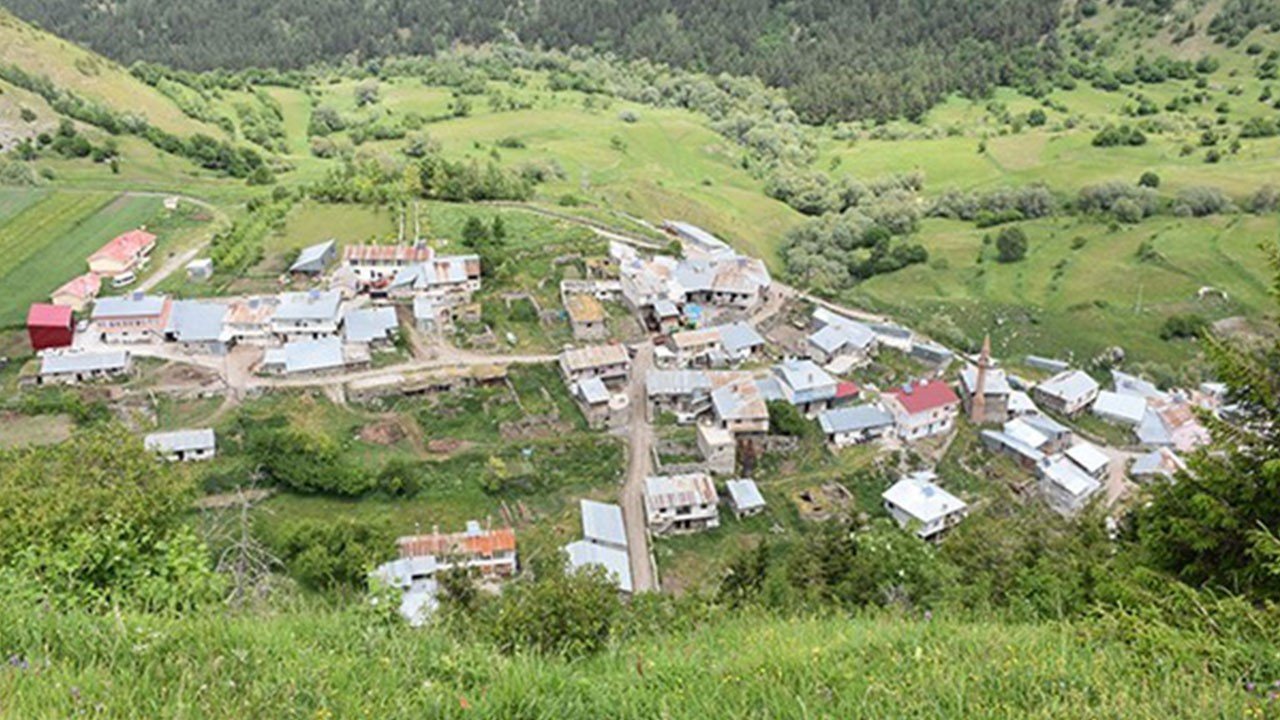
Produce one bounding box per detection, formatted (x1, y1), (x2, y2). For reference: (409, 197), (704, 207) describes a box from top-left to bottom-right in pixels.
(0, 605), (1267, 719)
(0, 9), (230, 140)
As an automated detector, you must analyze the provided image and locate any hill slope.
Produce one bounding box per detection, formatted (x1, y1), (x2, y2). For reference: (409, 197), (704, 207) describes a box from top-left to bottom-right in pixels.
(0, 605), (1267, 718)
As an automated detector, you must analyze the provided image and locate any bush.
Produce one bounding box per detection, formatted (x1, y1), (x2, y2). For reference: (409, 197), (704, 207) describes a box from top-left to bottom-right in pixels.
(767, 401), (817, 439)
(483, 560), (622, 658)
(995, 226), (1029, 263)
(1160, 313), (1209, 341)
(1092, 124), (1146, 147)
(1174, 186), (1232, 217)
(267, 518), (393, 591)
(1138, 171), (1160, 188)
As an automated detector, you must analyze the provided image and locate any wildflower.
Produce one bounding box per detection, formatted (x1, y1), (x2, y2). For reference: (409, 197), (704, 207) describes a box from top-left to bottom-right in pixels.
(459, 696), (470, 711)
(1246, 681), (1257, 692)
(8, 654), (29, 670)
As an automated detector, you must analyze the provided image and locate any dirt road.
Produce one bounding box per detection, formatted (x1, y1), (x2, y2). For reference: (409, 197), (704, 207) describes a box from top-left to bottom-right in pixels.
(620, 342), (659, 593)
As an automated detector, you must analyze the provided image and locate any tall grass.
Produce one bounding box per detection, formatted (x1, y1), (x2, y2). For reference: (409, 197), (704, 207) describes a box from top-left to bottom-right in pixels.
(0, 604), (1266, 718)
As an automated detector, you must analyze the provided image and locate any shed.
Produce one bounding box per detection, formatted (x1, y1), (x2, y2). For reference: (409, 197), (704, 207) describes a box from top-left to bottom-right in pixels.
(290, 240), (338, 274)
(27, 303), (74, 351)
(580, 499), (628, 549)
(185, 258), (214, 281)
(144, 428), (216, 462)
(725, 478), (766, 518)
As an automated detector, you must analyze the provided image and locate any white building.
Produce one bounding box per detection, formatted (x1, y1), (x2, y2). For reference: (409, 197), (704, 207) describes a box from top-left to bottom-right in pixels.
(807, 308), (877, 365)
(343, 306), (399, 347)
(881, 379), (961, 442)
(1064, 442), (1110, 480)
(819, 404), (895, 447)
(644, 473), (720, 535)
(144, 428), (216, 462)
(1092, 390), (1148, 426)
(37, 349), (132, 385)
(882, 471), (968, 541)
(271, 290), (344, 340)
(564, 499), (633, 593)
(725, 478), (766, 518)
(1037, 456), (1102, 516)
(1034, 369), (1100, 417)
(559, 344), (632, 385)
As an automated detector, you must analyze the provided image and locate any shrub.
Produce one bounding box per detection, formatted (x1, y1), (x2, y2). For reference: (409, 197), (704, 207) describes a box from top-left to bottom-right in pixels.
(1138, 171), (1161, 188)
(995, 226), (1029, 263)
(1159, 313), (1209, 341)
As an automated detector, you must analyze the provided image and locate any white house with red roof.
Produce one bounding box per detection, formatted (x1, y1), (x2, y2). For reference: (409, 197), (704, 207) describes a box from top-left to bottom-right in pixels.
(87, 229), (157, 277)
(882, 378), (961, 441)
(51, 272), (102, 312)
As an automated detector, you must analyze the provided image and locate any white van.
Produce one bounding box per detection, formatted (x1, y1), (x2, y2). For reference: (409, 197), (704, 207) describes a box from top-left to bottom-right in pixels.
(111, 271), (137, 288)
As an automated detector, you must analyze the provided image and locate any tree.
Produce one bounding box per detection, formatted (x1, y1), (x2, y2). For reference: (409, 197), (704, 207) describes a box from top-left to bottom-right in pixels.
(1138, 171), (1161, 188)
(995, 226), (1028, 263)
(354, 79), (380, 107)
(485, 558), (621, 658)
(461, 216), (489, 248)
(1132, 248), (1280, 601)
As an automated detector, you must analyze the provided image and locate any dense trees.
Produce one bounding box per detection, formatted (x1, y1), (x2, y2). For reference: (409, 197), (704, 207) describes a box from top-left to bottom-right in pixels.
(4, 0), (1063, 122)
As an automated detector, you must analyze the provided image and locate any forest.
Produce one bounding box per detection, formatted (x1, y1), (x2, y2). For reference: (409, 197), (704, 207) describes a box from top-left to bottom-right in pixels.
(3, 0), (1063, 122)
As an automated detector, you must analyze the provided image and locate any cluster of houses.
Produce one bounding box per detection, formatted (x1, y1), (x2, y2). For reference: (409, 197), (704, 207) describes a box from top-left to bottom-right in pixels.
(372, 521), (518, 626)
(26, 238), (487, 384)
(50, 228), (157, 313)
(642, 472), (765, 536)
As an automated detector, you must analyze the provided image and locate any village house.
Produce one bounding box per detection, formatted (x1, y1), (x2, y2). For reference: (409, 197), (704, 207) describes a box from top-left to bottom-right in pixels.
(882, 471), (968, 541)
(1092, 389), (1148, 426)
(769, 359), (852, 417)
(819, 404), (896, 448)
(565, 294), (609, 341)
(91, 293), (172, 343)
(697, 423), (737, 475)
(881, 379), (961, 442)
(341, 244), (435, 282)
(50, 273), (102, 313)
(573, 376), (629, 430)
(1065, 441), (1110, 480)
(1034, 369), (1100, 417)
(1036, 456), (1102, 516)
(725, 478), (766, 518)
(38, 349), (132, 385)
(1138, 399), (1212, 452)
(374, 521), (518, 625)
(271, 290), (344, 340)
(807, 308), (877, 366)
(289, 239), (337, 275)
(981, 414), (1078, 470)
(559, 344), (631, 386)
(671, 322), (766, 368)
(958, 337), (1010, 424)
(164, 300), (233, 355)
(560, 279), (622, 303)
(27, 303), (74, 352)
(617, 237), (771, 323)
(564, 500), (632, 593)
(644, 472), (721, 535)
(384, 250), (483, 303)
(646, 369), (715, 420)
(144, 428), (217, 462)
(261, 337), (363, 376)
(343, 306), (399, 347)
(869, 322), (914, 353)
(1130, 447), (1186, 481)
(223, 297), (278, 345)
(412, 295), (453, 334)
(185, 258), (214, 281)
(710, 375), (770, 435)
(87, 229), (156, 278)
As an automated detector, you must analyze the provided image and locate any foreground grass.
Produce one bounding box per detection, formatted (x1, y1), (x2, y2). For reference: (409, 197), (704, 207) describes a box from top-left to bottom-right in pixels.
(0, 605), (1266, 718)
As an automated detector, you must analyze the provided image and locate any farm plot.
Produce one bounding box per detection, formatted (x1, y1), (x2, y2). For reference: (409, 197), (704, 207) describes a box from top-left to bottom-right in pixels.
(0, 191), (166, 325)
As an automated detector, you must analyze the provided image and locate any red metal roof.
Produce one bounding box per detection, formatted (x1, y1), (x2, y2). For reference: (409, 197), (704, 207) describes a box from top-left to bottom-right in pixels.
(835, 381), (860, 399)
(398, 527), (516, 559)
(343, 244), (435, 264)
(53, 273), (102, 301)
(88, 229), (156, 265)
(887, 379), (959, 414)
(27, 303), (73, 328)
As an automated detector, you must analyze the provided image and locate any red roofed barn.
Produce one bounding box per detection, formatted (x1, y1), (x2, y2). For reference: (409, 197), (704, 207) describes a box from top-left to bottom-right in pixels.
(27, 303), (74, 351)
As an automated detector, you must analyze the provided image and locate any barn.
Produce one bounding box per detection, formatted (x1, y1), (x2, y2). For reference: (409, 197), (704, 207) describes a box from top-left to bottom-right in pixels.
(27, 303), (74, 351)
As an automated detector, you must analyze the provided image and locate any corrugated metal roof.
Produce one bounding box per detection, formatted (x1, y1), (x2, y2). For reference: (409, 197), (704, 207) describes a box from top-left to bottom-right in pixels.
(819, 404), (894, 434)
(645, 473), (718, 510)
(560, 344), (629, 372)
(343, 306), (398, 343)
(1092, 390), (1147, 425)
(565, 540), (633, 592)
(718, 322), (765, 354)
(882, 472), (966, 524)
(577, 377), (611, 405)
(726, 479), (765, 511)
(283, 337), (345, 374)
(40, 349), (130, 375)
(275, 290), (342, 322)
(580, 499), (628, 548)
(144, 428), (215, 453)
(1037, 370), (1099, 403)
(167, 300), (227, 342)
(92, 293), (168, 318)
(290, 239), (336, 273)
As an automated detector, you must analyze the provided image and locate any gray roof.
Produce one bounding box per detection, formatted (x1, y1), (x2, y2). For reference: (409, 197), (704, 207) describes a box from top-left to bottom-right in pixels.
(580, 499), (628, 548)
(1026, 355), (1071, 373)
(718, 322), (765, 354)
(960, 365), (1011, 396)
(810, 309), (876, 353)
(92, 293), (167, 319)
(1039, 456), (1102, 499)
(653, 299), (680, 318)
(290, 240), (336, 273)
(40, 349), (130, 375)
(1037, 370), (1099, 403)
(819, 405), (894, 435)
(1019, 412), (1070, 438)
(283, 337), (345, 374)
(726, 478), (766, 511)
(755, 375), (784, 402)
(1111, 370), (1168, 402)
(1137, 408), (1173, 447)
(577, 377), (611, 405)
(275, 290), (342, 322)
(774, 359), (836, 394)
(1093, 390), (1147, 425)
(982, 429), (1046, 464)
(144, 428), (215, 454)
(166, 300), (227, 342)
(870, 323), (912, 340)
(646, 369), (712, 396)
(1131, 448), (1184, 477)
(711, 380), (765, 421)
(565, 540), (633, 593)
(667, 221), (730, 252)
(343, 306), (398, 343)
